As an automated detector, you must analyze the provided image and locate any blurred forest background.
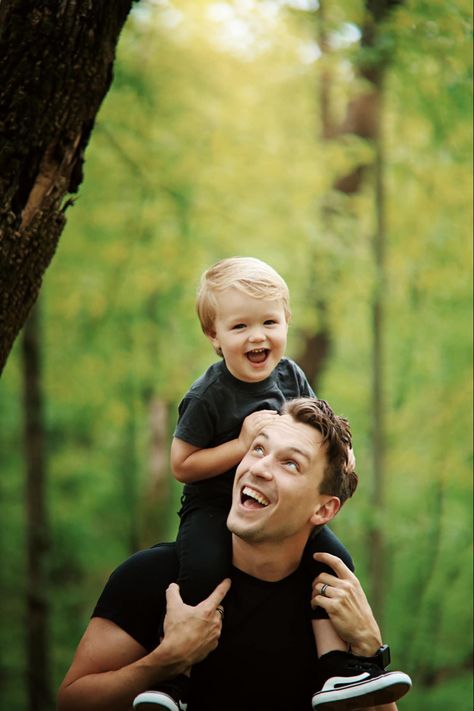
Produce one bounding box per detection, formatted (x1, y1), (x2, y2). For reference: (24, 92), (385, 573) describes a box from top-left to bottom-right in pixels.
(0, 0), (472, 709)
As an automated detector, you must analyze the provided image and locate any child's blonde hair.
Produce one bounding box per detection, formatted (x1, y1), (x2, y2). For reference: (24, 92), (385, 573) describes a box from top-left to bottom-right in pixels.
(196, 256), (291, 336)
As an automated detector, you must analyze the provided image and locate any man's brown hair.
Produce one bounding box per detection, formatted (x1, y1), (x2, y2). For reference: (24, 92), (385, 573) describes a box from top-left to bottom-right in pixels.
(282, 397), (358, 506)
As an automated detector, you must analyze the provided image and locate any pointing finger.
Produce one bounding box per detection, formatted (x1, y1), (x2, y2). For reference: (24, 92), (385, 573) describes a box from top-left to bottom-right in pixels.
(200, 578), (231, 611)
(313, 552), (355, 580)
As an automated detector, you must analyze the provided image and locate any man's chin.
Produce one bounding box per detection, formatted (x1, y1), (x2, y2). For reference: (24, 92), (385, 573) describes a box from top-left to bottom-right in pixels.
(227, 512), (264, 542)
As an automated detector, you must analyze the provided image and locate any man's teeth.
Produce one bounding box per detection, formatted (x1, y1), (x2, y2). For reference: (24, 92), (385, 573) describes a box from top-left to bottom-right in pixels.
(242, 486), (270, 507)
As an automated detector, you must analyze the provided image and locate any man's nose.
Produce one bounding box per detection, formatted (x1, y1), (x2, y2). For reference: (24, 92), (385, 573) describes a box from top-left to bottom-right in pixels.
(250, 457), (273, 479)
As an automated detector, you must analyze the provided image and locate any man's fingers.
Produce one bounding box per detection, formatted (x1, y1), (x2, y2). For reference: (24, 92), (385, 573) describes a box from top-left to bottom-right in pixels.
(313, 552), (355, 580)
(201, 578), (232, 610)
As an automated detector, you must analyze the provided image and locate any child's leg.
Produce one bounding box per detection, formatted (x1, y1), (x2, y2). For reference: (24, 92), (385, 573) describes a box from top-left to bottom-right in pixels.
(176, 501), (232, 605)
(306, 527), (412, 710)
(134, 500), (232, 710)
(306, 526), (353, 656)
(312, 619), (347, 656)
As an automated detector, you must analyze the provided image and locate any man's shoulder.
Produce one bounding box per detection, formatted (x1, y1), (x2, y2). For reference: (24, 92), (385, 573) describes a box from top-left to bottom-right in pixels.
(101, 543), (178, 597)
(92, 543), (179, 652)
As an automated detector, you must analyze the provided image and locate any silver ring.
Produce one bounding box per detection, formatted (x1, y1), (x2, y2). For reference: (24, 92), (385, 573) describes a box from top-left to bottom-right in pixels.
(320, 584), (329, 597)
(217, 605), (224, 618)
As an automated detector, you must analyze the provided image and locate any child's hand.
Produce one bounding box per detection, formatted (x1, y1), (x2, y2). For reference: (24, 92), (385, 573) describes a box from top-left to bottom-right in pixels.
(238, 410), (279, 452)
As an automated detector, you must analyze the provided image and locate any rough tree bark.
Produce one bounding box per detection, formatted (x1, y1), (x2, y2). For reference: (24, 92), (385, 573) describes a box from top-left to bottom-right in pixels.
(0, 0), (135, 375)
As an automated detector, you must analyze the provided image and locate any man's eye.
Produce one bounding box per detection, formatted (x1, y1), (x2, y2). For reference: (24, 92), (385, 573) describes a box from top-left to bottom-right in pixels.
(284, 460), (299, 471)
(253, 444), (264, 455)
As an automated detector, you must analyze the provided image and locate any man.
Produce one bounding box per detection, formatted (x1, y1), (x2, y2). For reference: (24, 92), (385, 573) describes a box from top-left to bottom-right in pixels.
(58, 398), (411, 711)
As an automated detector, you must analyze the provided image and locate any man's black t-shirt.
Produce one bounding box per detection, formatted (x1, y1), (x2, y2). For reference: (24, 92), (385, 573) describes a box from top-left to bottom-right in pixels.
(93, 543), (320, 711)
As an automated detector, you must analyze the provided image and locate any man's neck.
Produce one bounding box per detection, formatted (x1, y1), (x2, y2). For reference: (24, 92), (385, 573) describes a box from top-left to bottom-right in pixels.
(231, 534), (308, 582)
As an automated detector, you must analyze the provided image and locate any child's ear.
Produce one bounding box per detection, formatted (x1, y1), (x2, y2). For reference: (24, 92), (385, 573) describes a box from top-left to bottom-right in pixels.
(205, 329), (219, 349)
(310, 497), (340, 527)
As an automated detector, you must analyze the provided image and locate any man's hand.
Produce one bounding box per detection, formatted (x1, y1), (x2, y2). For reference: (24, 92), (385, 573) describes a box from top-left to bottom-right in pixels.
(238, 410), (278, 452)
(159, 578), (231, 668)
(312, 552), (382, 657)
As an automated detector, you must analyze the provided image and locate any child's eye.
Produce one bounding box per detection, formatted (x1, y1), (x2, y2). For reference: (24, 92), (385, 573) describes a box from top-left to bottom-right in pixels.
(232, 323), (246, 330)
(264, 319), (277, 326)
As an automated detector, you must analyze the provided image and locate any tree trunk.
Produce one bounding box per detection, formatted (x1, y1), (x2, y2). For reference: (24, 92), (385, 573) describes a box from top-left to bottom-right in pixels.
(22, 303), (52, 710)
(0, 0), (134, 374)
(311, 0), (400, 621)
(370, 78), (387, 618)
(139, 396), (173, 547)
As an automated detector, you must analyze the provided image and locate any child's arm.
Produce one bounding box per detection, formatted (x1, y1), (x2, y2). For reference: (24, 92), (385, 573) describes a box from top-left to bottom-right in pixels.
(171, 410), (278, 483)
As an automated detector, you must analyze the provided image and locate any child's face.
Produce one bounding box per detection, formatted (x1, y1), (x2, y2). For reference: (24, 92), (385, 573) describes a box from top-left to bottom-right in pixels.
(208, 288), (288, 383)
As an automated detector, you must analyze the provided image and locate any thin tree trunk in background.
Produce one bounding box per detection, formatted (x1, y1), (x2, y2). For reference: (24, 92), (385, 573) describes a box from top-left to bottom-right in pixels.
(122, 404), (139, 556)
(21, 303), (52, 710)
(370, 81), (386, 618)
(138, 396), (172, 547)
(311, 0), (402, 619)
(294, 0), (333, 387)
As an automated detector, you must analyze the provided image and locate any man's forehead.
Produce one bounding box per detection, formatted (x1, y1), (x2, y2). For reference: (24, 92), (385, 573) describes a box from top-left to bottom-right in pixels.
(259, 415), (323, 456)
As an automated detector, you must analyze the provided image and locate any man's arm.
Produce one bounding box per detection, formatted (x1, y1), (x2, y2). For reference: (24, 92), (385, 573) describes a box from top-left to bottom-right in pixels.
(58, 579), (230, 711)
(171, 410), (278, 482)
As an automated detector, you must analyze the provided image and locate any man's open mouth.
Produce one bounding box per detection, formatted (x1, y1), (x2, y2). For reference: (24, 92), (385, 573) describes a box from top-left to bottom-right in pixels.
(246, 348), (269, 364)
(241, 485), (270, 509)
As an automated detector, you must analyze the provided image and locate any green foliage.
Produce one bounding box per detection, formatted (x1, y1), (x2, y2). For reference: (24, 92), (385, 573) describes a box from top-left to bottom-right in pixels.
(0, 0), (472, 708)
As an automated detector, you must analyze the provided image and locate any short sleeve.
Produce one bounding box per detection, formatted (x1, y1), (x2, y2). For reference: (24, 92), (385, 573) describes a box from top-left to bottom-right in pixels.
(293, 361), (316, 398)
(92, 544), (178, 652)
(174, 396), (216, 448)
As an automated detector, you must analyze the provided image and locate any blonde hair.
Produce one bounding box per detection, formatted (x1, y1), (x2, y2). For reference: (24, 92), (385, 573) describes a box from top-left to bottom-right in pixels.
(196, 257), (291, 336)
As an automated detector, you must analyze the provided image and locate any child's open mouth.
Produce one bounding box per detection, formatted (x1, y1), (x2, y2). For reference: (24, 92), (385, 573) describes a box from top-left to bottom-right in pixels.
(246, 348), (269, 364)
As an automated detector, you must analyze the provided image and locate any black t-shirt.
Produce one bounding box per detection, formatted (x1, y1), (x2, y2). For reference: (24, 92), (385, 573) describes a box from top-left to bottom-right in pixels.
(93, 543), (318, 711)
(174, 358), (315, 499)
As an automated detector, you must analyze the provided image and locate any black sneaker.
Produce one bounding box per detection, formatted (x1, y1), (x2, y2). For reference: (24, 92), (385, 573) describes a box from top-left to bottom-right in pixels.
(312, 650), (412, 710)
(133, 674), (189, 710)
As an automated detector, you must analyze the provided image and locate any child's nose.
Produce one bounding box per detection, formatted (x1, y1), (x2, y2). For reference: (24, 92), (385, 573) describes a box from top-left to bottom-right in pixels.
(248, 326), (265, 342)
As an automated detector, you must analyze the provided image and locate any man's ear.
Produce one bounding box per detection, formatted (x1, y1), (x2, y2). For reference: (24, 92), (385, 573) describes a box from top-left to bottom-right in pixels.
(310, 496), (341, 527)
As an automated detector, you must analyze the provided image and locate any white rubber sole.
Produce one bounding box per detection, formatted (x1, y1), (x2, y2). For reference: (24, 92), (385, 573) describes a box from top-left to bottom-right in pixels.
(133, 690), (186, 711)
(312, 671), (412, 710)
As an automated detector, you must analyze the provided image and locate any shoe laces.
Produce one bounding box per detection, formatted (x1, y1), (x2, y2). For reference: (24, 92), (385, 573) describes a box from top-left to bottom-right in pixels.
(346, 658), (381, 675)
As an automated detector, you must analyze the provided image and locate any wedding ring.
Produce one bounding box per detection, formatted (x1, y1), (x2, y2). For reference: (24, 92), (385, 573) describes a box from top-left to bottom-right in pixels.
(320, 583), (329, 597)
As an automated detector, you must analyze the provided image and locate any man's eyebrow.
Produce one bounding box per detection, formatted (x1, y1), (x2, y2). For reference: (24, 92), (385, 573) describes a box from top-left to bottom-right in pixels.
(285, 446), (311, 462)
(256, 431), (312, 462)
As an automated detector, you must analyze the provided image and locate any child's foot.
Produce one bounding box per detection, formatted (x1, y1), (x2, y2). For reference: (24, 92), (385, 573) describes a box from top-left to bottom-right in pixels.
(133, 674), (189, 710)
(312, 650), (412, 710)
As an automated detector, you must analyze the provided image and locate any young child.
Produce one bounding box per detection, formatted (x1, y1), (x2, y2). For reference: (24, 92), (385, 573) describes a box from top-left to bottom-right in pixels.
(134, 257), (411, 711)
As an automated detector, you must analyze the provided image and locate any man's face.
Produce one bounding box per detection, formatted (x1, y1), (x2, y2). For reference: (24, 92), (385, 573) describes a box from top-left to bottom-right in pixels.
(227, 414), (335, 544)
